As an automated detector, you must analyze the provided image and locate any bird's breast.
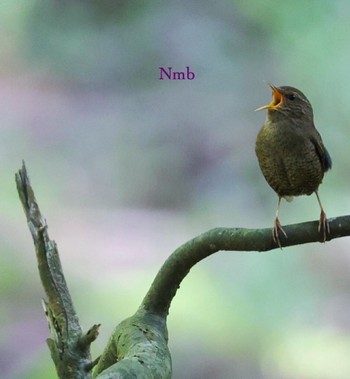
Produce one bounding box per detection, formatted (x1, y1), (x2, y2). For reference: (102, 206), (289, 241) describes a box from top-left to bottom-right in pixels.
(255, 121), (324, 197)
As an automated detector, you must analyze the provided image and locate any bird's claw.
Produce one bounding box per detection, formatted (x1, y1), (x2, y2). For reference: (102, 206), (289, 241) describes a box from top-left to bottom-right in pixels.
(273, 217), (287, 248)
(318, 209), (330, 242)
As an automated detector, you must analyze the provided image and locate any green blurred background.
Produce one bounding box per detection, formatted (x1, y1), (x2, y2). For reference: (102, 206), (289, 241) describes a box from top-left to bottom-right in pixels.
(1, 1), (350, 378)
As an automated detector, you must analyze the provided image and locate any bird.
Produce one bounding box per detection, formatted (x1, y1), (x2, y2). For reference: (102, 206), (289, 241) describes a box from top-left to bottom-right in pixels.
(255, 84), (332, 247)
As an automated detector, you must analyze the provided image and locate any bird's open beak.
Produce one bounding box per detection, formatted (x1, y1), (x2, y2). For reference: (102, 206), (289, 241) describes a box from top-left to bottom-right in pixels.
(255, 84), (284, 111)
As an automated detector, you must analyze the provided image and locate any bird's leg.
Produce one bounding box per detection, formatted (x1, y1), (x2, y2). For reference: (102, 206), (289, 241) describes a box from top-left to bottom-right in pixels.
(315, 191), (330, 242)
(273, 196), (287, 248)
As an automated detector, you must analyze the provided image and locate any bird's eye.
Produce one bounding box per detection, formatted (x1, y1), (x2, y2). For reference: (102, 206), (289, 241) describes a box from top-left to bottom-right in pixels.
(287, 93), (296, 101)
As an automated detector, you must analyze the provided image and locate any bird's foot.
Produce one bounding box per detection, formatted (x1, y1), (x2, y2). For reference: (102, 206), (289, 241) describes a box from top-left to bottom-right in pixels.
(273, 217), (287, 248)
(318, 209), (330, 242)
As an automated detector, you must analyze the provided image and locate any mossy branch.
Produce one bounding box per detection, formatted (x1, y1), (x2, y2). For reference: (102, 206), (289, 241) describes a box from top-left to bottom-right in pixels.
(139, 215), (346, 318)
(16, 162), (347, 378)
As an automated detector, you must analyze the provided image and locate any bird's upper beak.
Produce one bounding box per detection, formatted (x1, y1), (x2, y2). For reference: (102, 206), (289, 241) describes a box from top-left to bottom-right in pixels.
(255, 84), (284, 111)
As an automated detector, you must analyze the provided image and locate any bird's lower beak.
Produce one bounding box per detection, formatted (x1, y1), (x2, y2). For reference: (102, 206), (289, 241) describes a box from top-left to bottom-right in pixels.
(255, 84), (284, 111)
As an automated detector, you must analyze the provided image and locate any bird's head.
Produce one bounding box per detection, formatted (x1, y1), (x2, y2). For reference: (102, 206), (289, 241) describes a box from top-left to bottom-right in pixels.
(256, 84), (314, 122)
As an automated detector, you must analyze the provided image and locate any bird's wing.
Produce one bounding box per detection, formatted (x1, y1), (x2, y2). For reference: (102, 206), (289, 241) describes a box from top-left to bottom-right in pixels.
(310, 131), (332, 173)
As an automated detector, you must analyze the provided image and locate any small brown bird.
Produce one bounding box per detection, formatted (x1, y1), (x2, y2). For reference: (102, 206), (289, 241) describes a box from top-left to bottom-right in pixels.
(255, 84), (332, 247)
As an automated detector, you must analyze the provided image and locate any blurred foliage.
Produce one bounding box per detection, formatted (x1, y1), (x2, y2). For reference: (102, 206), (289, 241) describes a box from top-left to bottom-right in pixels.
(24, 0), (162, 88)
(1, 1), (350, 378)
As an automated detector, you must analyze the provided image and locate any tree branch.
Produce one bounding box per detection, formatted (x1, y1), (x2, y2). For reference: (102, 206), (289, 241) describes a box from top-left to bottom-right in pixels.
(16, 162), (99, 379)
(16, 162), (348, 378)
(140, 216), (346, 317)
(95, 215), (348, 377)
